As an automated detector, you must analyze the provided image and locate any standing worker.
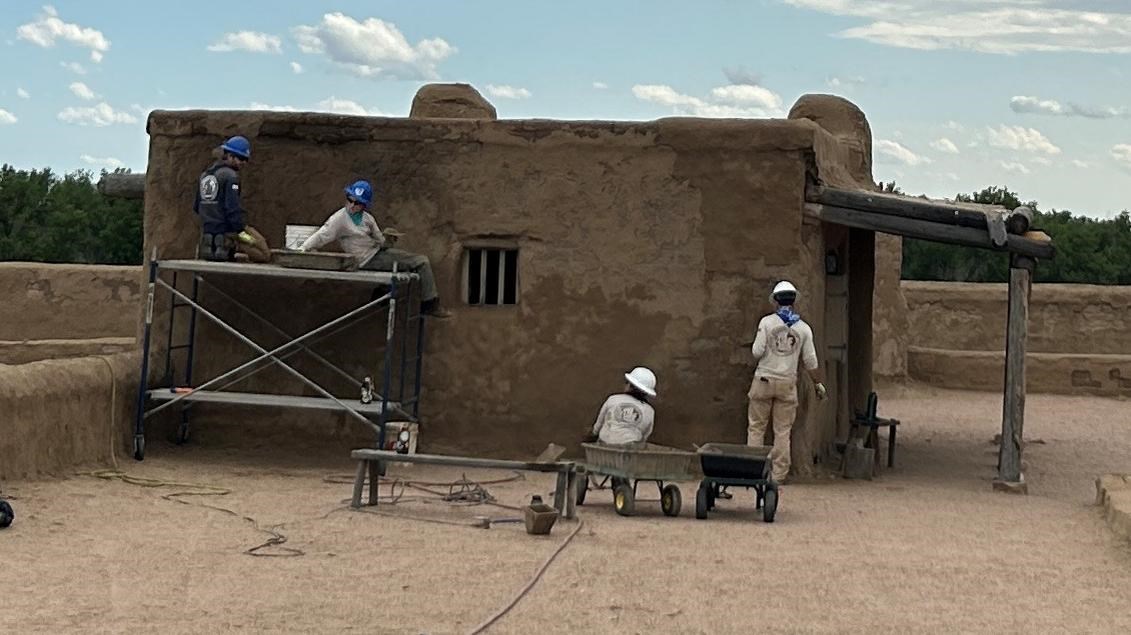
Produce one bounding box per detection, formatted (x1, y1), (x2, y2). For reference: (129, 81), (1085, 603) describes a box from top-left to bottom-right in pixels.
(746, 281), (827, 485)
(193, 135), (271, 263)
(299, 179), (451, 318)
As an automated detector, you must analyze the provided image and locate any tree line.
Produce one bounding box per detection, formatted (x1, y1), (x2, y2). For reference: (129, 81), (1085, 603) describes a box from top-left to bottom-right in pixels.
(0, 165), (143, 265)
(889, 183), (1131, 285)
(1, 166), (1128, 284)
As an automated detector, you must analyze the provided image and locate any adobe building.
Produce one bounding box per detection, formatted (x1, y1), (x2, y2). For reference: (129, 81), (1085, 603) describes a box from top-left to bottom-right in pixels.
(138, 84), (1021, 477)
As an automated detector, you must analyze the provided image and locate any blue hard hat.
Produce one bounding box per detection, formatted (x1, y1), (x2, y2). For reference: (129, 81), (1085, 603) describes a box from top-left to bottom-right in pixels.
(220, 135), (251, 160)
(344, 180), (373, 206)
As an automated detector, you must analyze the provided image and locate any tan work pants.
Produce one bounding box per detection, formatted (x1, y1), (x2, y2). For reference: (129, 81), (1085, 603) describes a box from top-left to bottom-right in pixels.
(747, 376), (798, 482)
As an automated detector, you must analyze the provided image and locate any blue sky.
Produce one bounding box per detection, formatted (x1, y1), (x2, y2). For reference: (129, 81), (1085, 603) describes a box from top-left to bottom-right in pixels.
(1, 1), (1129, 217)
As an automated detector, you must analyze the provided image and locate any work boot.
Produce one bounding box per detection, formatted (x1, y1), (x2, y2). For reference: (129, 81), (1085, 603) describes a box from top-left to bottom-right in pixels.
(421, 298), (452, 319)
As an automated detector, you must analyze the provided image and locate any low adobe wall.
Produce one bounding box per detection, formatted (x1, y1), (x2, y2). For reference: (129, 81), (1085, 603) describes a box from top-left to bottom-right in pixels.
(0, 263), (141, 341)
(899, 281), (1131, 397)
(0, 352), (139, 481)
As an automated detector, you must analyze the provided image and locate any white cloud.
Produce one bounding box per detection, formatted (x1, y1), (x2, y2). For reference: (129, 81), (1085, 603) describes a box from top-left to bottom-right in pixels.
(208, 31), (283, 54)
(592, 81), (608, 90)
(999, 161), (1031, 175)
(1113, 144), (1131, 171)
(290, 61), (304, 74)
(1072, 159), (1091, 169)
(57, 102), (138, 127)
(782, 1), (1131, 54)
(875, 139), (932, 166)
(60, 61), (86, 75)
(1010, 95), (1128, 119)
(249, 102), (299, 112)
(17, 6), (110, 62)
(69, 81), (97, 100)
(80, 154), (123, 169)
(708, 84), (783, 111)
(292, 12), (454, 80)
(930, 138), (959, 154)
(1032, 157), (1053, 166)
(0, 109), (17, 125)
(316, 97), (387, 116)
(945, 120), (964, 132)
(986, 125), (1061, 155)
(487, 84), (532, 99)
(17, 88), (30, 99)
(632, 83), (785, 118)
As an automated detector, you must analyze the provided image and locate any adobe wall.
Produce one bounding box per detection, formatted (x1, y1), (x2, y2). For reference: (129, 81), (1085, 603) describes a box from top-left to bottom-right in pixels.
(0, 263), (140, 341)
(904, 281), (1131, 354)
(140, 93), (873, 466)
(900, 281), (1131, 396)
(0, 352), (139, 481)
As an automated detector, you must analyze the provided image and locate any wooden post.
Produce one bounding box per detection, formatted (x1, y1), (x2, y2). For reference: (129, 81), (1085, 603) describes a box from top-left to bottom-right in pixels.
(995, 255), (1034, 494)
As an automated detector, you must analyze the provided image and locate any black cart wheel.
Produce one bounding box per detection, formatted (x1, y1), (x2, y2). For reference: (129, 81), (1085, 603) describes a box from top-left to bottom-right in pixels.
(707, 484), (717, 510)
(762, 485), (779, 523)
(132, 435), (145, 461)
(661, 484), (682, 517)
(0, 500), (13, 528)
(695, 484), (709, 520)
(576, 474), (588, 506)
(613, 484), (635, 516)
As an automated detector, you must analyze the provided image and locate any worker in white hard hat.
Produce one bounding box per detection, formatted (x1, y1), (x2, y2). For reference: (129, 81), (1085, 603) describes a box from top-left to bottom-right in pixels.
(590, 367), (657, 446)
(746, 280), (827, 485)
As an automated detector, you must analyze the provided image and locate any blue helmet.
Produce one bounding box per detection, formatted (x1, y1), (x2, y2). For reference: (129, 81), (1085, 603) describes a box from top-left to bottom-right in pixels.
(220, 135), (251, 160)
(344, 180), (373, 206)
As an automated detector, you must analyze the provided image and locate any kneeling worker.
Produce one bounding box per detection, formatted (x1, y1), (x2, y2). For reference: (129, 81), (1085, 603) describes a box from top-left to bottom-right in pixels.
(193, 135), (271, 263)
(747, 281), (827, 484)
(299, 180), (450, 318)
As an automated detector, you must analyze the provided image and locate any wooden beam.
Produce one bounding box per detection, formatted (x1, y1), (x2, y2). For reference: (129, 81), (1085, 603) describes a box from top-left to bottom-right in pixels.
(995, 255), (1033, 494)
(350, 449), (574, 473)
(807, 185), (1007, 232)
(804, 203), (1056, 260)
(97, 173), (146, 199)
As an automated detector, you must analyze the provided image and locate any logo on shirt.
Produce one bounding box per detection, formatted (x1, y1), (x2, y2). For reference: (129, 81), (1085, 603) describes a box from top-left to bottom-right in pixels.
(199, 175), (219, 201)
(615, 404), (643, 424)
(769, 324), (801, 356)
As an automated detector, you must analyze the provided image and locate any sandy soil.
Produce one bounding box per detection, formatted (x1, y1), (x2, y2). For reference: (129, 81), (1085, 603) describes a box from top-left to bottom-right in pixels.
(2, 385), (1130, 634)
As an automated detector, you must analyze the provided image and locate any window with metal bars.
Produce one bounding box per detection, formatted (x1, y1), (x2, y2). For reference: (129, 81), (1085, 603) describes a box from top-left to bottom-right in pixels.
(463, 247), (519, 305)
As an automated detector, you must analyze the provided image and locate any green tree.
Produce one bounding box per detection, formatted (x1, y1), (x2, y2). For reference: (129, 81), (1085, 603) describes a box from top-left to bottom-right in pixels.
(899, 183), (1131, 284)
(0, 165), (143, 265)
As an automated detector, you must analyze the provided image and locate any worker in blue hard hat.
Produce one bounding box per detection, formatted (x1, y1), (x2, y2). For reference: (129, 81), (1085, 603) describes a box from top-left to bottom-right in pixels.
(299, 179), (451, 318)
(193, 135), (271, 262)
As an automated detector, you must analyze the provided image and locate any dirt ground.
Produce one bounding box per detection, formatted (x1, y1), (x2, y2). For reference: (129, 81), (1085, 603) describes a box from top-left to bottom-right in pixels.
(2, 385), (1131, 634)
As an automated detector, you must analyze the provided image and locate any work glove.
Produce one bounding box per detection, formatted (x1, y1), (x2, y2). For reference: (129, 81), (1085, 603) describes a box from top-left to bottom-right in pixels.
(815, 383), (828, 401)
(236, 231), (256, 245)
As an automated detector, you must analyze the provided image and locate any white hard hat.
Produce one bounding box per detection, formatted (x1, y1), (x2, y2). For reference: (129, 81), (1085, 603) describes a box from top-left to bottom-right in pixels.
(624, 366), (657, 397)
(770, 280), (798, 302)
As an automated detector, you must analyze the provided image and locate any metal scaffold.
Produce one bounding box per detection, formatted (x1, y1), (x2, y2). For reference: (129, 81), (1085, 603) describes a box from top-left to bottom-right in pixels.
(131, 253), (425, 460)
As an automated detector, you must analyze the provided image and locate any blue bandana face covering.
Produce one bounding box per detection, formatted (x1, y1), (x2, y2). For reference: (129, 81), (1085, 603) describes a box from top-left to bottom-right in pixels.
(776, 307), (801, 327)
(348, 209), (365, 226)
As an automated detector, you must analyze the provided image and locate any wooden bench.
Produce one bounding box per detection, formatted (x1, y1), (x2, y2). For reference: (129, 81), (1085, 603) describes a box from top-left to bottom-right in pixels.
(349, 449), (580, 519)
(847, 392), (901, 470)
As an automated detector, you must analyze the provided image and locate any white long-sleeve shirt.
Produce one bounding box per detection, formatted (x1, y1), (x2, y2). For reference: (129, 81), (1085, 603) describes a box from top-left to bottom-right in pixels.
(299, 207), (385, 266)
(751, 314), (818, 381)
(591, 393), (655, 445)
